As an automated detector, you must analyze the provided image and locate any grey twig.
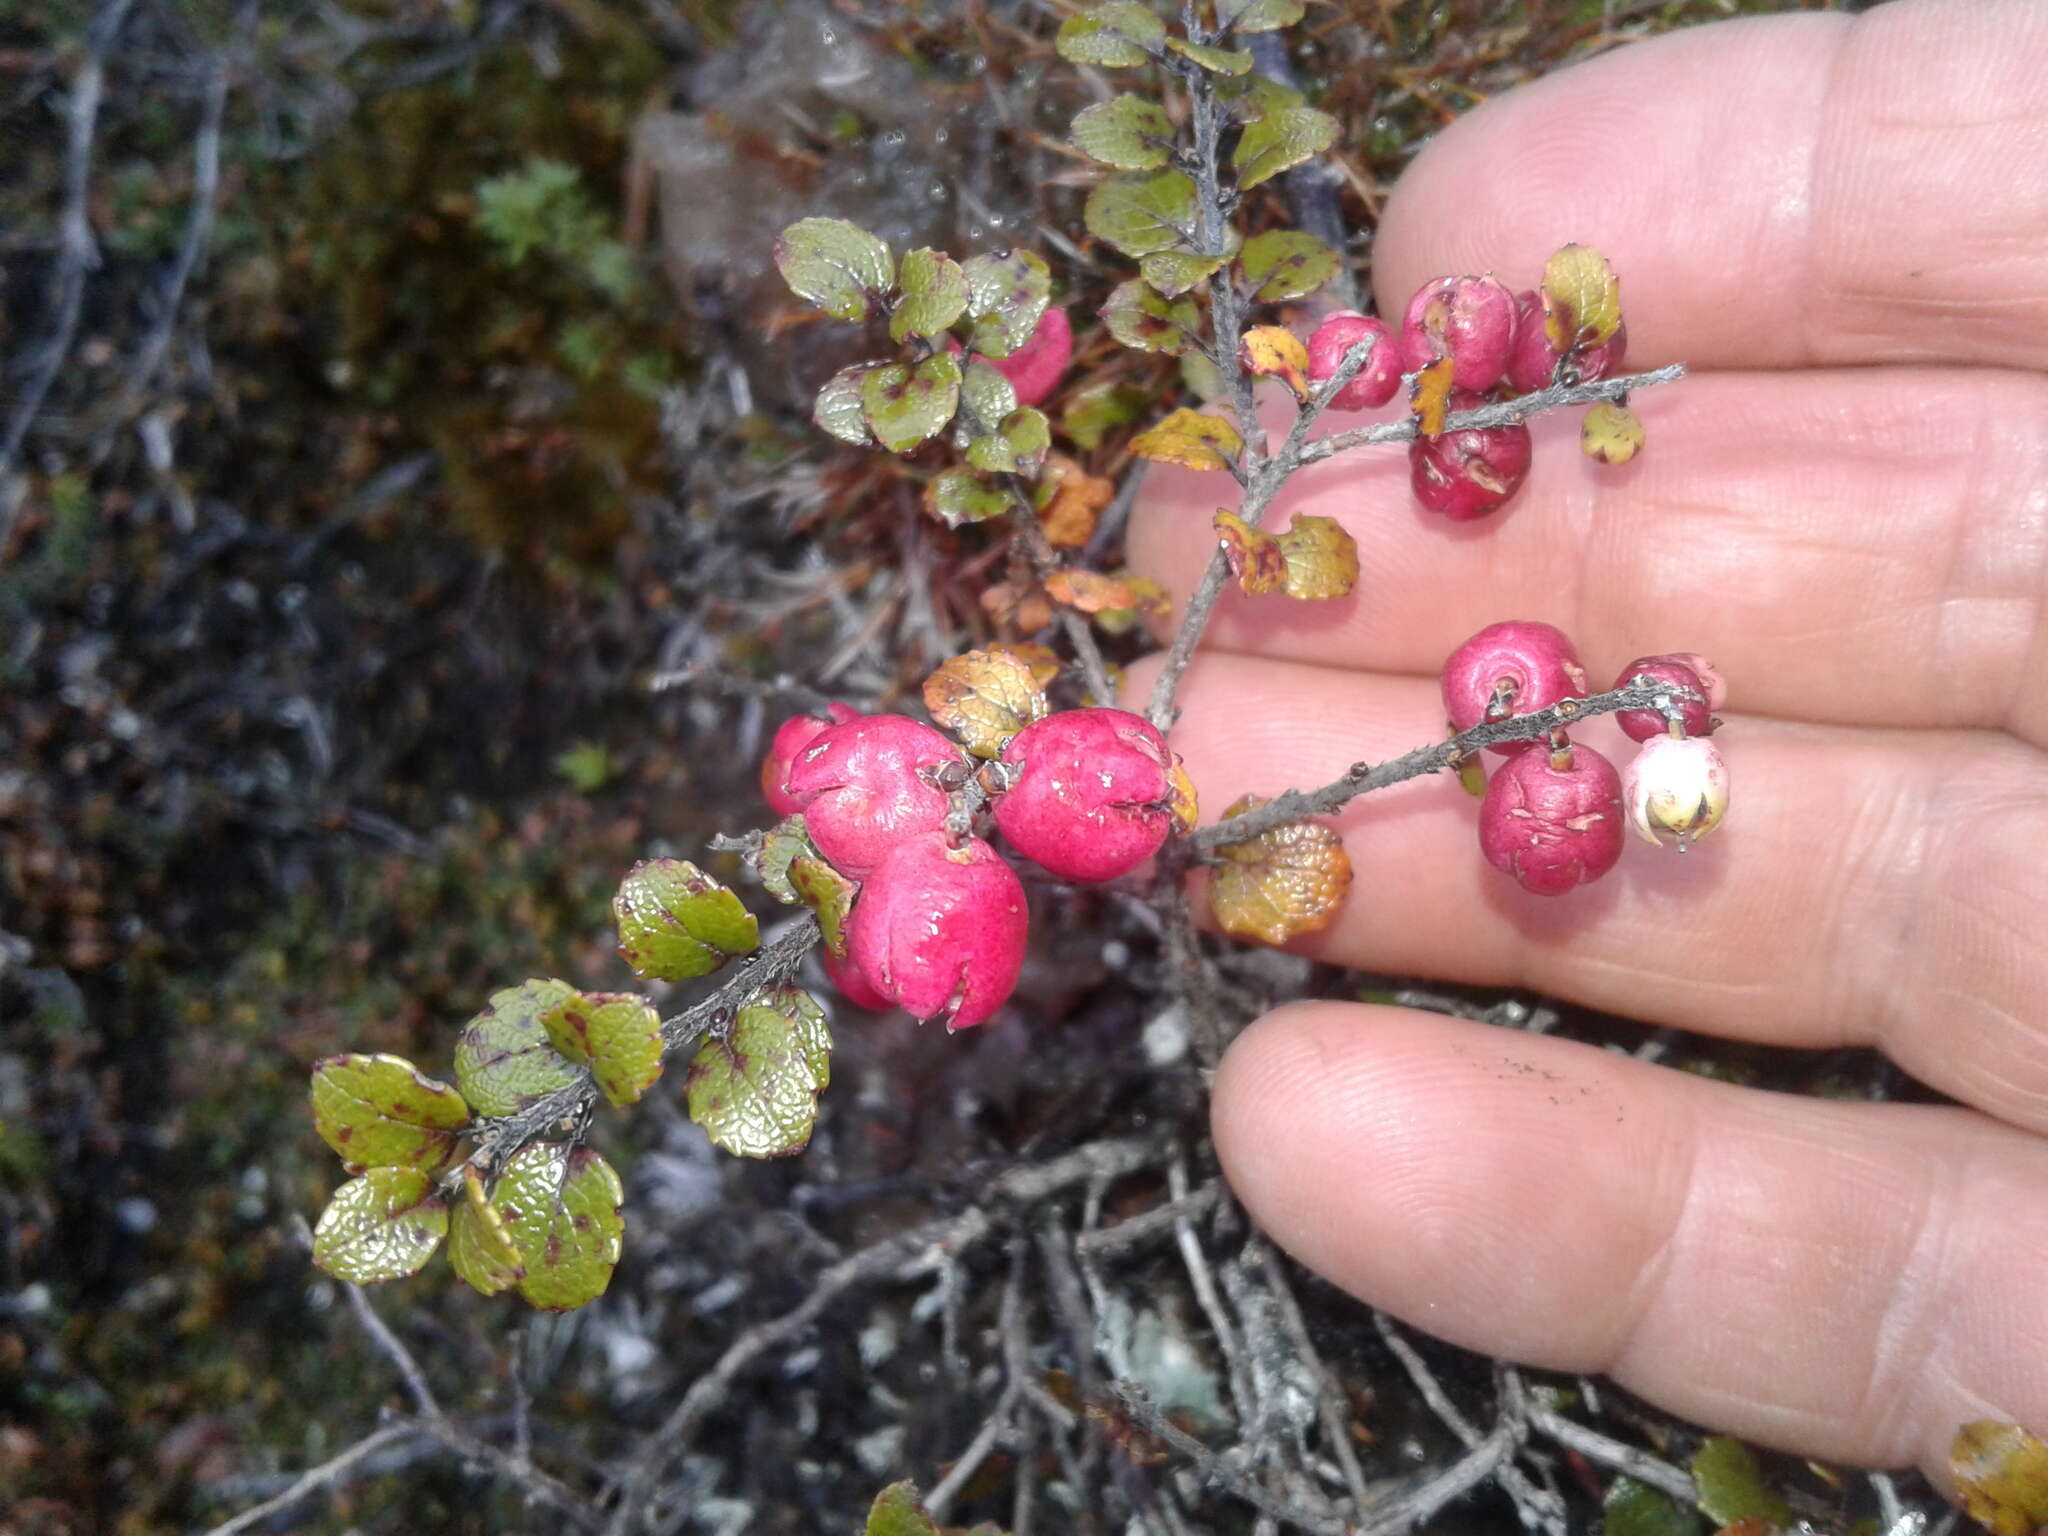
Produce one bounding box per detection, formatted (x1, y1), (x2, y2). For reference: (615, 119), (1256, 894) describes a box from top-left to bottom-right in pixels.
(1075, 1178), (1220, 1258)
(1521, 1396), (1696, 1506)
(343, 1279), (442, 1422)
(1112, 1380), (1348, 1536)
(1255, 1242), (1370, 1514)
(198, 1423), (418, 1536)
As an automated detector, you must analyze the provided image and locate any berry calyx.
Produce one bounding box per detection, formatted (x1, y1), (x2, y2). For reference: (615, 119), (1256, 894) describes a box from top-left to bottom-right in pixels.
(993, 707), (1179, 882)
(1410, 393), (1533, 521)
(845, 832), (1027, 1030)
(1505, 288), (1629, 394)
(760, 703), (862, 815)
(1478, 742), (1625, 895)
(1441, 621), (1590, 755)
(1398, 275), (1517, 392)
(988, 307), (1072, 409)
(782, 714), (966, 879)
(1611, 654), (1721, 741)
(1305, 311), (1401, 411)
(1622, 734), (1729, 849)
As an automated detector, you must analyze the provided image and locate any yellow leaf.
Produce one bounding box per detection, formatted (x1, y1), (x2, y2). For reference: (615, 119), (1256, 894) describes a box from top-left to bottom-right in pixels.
(1238, 325), (1309, 399)
(1581, 401), (1645, 465)
(1164, 762), (1200, 833)
(922, 648), (1050, 758)
(1207, 795), (1352, 945)
(1953, 1422), (2048, 1536)
(985, 641), (1062, 689)
(1213, 510), (1287, 595)
(1410, 356), (1456, 438)
(1130, 408), (1243, 472)
(1542, 243), (1622, 351)
(1275, 515), (1357, 599)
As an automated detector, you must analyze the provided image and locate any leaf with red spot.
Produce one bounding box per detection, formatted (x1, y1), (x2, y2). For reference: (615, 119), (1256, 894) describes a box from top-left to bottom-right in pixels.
(312, 1167), (449, 1284)
(542, 990), (664, 1108)
(495, 1142), (624, 1311)
(310, 1053), (468, 1174)
(686, 984), (832, 1159)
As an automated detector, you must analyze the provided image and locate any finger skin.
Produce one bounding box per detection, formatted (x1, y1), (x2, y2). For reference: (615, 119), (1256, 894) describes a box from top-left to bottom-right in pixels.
(1214, 1001), (2048, 1478)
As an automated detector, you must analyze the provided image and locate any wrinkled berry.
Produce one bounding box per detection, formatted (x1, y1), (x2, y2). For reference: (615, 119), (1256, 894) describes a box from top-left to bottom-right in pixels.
(1410, 392), (1533, 521)
(989, 307), (1072, 409)
(1306, 311), (1402, 411)
(846, 832), (1027, 1030)
(1442, 621), (1590, 755)
(1611, 654), (1721, 741)
(1623, 734), (1729, 849)
(760, 703), (862, 816)
(783, 714), (965, 879)
(1398, 275), (1517, 392)
(1478, 744), (1625, 895)
(994, 707), (1178, 882)
(1505, 288), (1628, 394)
(823, 946), (892, 1012)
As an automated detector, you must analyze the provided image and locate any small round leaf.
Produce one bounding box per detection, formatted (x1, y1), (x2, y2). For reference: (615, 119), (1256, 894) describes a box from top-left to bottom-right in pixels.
(1071, 95), (1174, 170)
(924, 468), (1011, 527)
(449, 1165), (524, 1296)
(1233, 105), (1337, 189)
(542, 991), (664, 1108)
(686, 984), (832, 1159)
(1055, 3), (1166, 67)
(965, 407), (1052, 477)
(1215, 0), (1305, 32)
(1139, 249), (1228, 299)
(814, 365), (875, 446)
(961, 250), (1052, 360)
(1084, 169), (1200, 258)
(1208, 797), (1353, 945)
(614, 858), (758, 983)
(497, 1143), (625, 1311)
(1581, 401), (1645, 465)
(862, 352), (963, 454)
(1130, 408), (1243, 472)
(1689, 1437), (1793, 1531)
(1166, 37), (1252, 74)
(310, 1053), (469, 1174)
(1236, 230), (1340, 302)
(313, 1167), (449, 1284)
(1101, 279), (1202, 355)
(774, 217), (893, 322)
(453, 980), (583, 1118)
(1542, 243), (1622, 351)
(890, 247), (969, 343)
(923, 648), (1051, 758)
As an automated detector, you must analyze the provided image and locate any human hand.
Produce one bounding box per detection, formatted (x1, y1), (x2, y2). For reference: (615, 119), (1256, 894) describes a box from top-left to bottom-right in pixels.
(1126, 0), (2048, 1489)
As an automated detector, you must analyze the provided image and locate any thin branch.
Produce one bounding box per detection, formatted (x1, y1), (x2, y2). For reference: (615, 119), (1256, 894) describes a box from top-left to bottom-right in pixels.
(344, 1280), (442, 1422)
(1111, 1381), (1348, 1536)
(1255, 1243), (1370, 1515)
(200, 1423), (418, 1536)
(1521, 1398), (1696, 1506)
(1005, 475), (1118, 706)
(1074, 1178), (1220, 1258)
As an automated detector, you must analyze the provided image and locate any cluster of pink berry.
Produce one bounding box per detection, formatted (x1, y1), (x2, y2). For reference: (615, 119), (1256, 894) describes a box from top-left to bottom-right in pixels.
(759, 703), (1189, 1028)
(1442, 621), (1728, 895)
(1305, 273), (1627, 520)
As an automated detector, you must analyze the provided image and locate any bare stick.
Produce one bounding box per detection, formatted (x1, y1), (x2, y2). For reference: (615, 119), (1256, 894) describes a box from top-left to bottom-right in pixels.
(1254, 1242), (1370, 1513)
(343, 1280), (442, 1421)
(1521, 1398), (1696, 1506)
(200, 1423), (417, 1536)
(1112, 1381), (1348, 1536)
(1075, 1178), (1220, 1258)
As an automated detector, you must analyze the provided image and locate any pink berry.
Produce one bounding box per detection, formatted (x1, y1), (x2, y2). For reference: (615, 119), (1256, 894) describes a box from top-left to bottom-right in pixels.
(1478, 743), (1625, 895)
(823, 947), (892, 1012)
(760, 703), (861, 816)
(1505, 288), (1628, 394)
(994, 707), (1176, 883)
(783, 714), (965, 879)
(846, 832), (1027, 1030)
(1441, 621), (1590, 755)
(1409, 393), (1533, 521)
(1397, 275), (1516, 392)
(1611, 654), (1718, 741)
(989, 307), (1072, 409)
(1305, 311), (1401, 411)
(1622, 733), (1730, 849)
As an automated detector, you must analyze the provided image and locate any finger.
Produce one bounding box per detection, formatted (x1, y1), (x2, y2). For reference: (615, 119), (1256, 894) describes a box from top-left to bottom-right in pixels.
(1124, 368), (2048, 742)
(1127, 647), (2048, 1136)
(1371, 0), (2048, 370)
(1213, 1002), (2048, 1478)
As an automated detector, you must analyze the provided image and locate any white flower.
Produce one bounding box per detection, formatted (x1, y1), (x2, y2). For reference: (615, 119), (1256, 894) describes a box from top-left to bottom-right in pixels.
(1623, 734), (1729, 849)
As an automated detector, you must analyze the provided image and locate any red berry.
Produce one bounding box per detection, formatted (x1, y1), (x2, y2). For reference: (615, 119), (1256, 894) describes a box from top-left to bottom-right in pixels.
(760, 703), (861, 816)
(846, 832), (1027, 1030)
(783, 714), (965, 879)
(1505, 288), (1628, 394)
(1409, 392), (1533, 521)
(1441, 621), (1590, 755)
(994, 707), (1177, 882)
(1398, 275), (1516, 392)
(989, 307), (1072, 409)
(823, 946), (892, 1012)
(1305, 311), (1401, 411)
(1611, 654), (1718, 741)
(1478, 743), (1625, 895)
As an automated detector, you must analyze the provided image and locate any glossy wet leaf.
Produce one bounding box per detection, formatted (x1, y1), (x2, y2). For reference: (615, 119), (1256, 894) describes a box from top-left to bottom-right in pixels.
(1239, 324), (1309, 398)
(1139, 249), (1228, 299)
(1101, 279), (1202, 355)
(924, 648), (1050, 758)
(686, 984), (832, 1159)
(960, 356), (1019, 434)
(310, 1053), (468, 1173)
(1209, 796), (1353, 945)
(1166, 37), (1253, 74)
(1215, 0), (1304, 30)
(1411, 355), (1457, 437)
(448, 1164), (523, 1296)
(925, 467), (1011, 527)
(1085, 169), (1201, 258)
(813, 365), (875, 446)
(867, 1481), (939, 1536)
(862, 352), (963, 454)
(1236, 230), (1339, 302)
(496, 1142), (624, 1311)
(1072, 94), (1173, 170)
(1216, 508), (1356, 601)
(961, 250), (1051, 360)
(312, 1167), (449, 1284)
(889, 247), (969, 343)
(774, 217), (893, 322)
(1033, 453), (1114, 548)
(1055, 2), (1166, 67)
(1690, 1437), (1793, 1531)
(966, 406), (1052, 477)
(790, 854), (858, 958)
(986, 641), (1062, 689)
(614, 858), (758, 983)
(1582, 401), (1645, 465)
(1953, 1421), (2048, 1536)
(453, 979), (584, 1117)
(1130, 408), (1242, 472)
(1604, 1476), (1701, 1536)
(1063, 379), (1150, 451)
(542, 991), (664, 1108)
(1233, 105), (1337, 189)
(1543, 242), (1622, 350)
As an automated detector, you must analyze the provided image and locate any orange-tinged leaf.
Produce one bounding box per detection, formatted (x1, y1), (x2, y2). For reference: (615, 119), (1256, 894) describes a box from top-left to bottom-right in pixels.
(1543, 243), (1622, 351)
(1581, 401), (1645, 465)
(985, 641), (1062, 689)
(1044, 568), (1171, 621)
(1214, 510), (1287, 595)
(1208, 795), (1352, 945)
(1165, 762), (1200, 833)
(1953, 1421), (2048, 1536)
(1411, 356), (1456, 438)
(923, 648), (1049, 757)
(1034, 453), (1115, 548)
(981, 580), (1054, 633)
(1239, 325), (1309, 399)
(1130, 408), (1242, 472)
(1214, 511), (1356, 599)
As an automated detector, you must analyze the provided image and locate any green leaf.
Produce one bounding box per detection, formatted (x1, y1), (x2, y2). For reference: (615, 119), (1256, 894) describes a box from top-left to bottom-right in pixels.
(774, 217), (893, 322)
(1690, 1437), (1793, 1530)
(814, 365), (874, 446)
(923, 468), (1012, 527)
(448, 1165), (524, 1296)
(1054, 2), (1165, 67)
(1062, 379), (1150, 451)
(757, 816), (814, 904)
(1542, 242), (1623, 350)
(686, 983), (832, 1159)
(961, 250), (1052, 360)
(966, 406), (1052, 477)
(542, 991), (664, 1108)
(1071, 95), (1174, 170)
(312, 1167), (449, 1284)
(1100, 278), (1201, 355)
(1140, 249), (1228, 298)
(866, 1482), (939, 1536)
(890, 247), (969, 342)
(614, 858), (758, 983)
(1166, 37), (1253, 74)
(1084, 169), (1201, 258)
(862, 352), (963, 454)
(960, 356), (1019, 435)
(790, 855), (858, 957)
(1603, 1477), (1701, 1536)
(310, 1053), (468, 1173)
(1223, 74), (1306, 120)
(453, 980), (584, 1118)
(1215, 0), (1304, 32)
(497, 1143), (625, 1311)
(1234, 104), (1338, 189)
(1237, 229), (1340, 301)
